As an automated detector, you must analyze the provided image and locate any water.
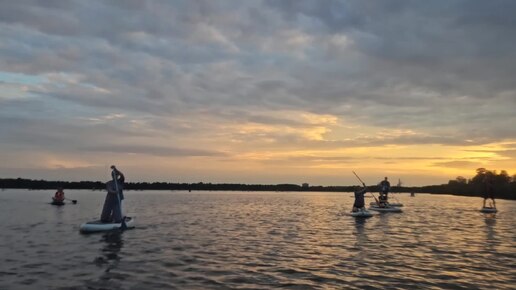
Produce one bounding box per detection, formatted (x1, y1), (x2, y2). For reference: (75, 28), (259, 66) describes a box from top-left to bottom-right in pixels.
(0, 190), (515, 289)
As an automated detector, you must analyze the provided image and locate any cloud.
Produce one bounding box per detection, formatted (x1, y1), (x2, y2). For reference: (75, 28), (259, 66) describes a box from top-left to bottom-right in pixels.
(81, 144), (225, 157)
(0, 1), (515, 184)
(432, 160), (484, 169)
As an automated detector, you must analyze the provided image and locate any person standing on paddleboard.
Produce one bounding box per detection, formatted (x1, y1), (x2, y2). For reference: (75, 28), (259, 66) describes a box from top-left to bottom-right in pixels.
(482, 172), (496, 209)
(378, 177), (390, 207)
(100, 166), (125, 223)
(352, 183), (367, 212)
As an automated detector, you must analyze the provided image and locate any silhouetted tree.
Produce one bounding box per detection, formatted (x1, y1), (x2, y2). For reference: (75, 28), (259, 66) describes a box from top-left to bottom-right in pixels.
(1, 169), (515, 199)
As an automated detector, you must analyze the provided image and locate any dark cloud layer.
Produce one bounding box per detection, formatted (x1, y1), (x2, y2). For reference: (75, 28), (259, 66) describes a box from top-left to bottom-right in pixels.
(1, 1), (515, 121)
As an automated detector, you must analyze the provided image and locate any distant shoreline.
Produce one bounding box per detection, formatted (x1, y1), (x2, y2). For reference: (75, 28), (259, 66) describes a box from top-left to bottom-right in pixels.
(1, 177), (514, 200)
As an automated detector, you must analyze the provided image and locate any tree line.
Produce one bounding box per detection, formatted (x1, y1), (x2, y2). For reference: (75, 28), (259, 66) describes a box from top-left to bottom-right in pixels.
(1, 168), (514, 200)
(0, 178), (359, 192)
(419, 168), (516, 200)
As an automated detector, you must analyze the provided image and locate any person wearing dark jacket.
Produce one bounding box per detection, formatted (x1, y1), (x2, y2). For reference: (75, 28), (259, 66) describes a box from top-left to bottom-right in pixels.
(100, 166), (125, 223)
(352, 184), (367, 212)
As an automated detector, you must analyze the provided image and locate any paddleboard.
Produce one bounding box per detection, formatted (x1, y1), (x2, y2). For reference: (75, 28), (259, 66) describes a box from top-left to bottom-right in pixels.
(369, 202), (403, 207)
(369, 205), (403, 213)
(50, 198), (65, 206)
(80, 217), (135, 233)
(350, 209), (373, 218)
(480, 207), (497, 213)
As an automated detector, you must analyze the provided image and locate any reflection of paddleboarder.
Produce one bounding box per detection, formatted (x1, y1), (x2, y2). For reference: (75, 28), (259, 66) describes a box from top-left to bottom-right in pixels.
(94, 231), (124, 282)
(351, 217), (371, 261)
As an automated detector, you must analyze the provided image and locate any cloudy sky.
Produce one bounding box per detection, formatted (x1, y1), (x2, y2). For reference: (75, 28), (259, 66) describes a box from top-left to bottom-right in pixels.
(1, 0), (515, 186)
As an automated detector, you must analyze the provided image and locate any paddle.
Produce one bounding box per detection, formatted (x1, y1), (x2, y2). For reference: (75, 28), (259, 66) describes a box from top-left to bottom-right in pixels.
(352, 171), (380, 205)
(112, 167), (127, 230)
(65, 198), (77, 204)
(370, 192), (380, 206)
(391, 194), (401, 205)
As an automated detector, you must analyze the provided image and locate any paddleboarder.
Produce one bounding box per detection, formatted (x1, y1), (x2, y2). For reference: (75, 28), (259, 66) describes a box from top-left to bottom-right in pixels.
(100, 166), (125, 223)
(378, 177), (390, 206)
(53, 187), (65, 202)
(482, 173), (496, 209)
(352, 183), (368, 213)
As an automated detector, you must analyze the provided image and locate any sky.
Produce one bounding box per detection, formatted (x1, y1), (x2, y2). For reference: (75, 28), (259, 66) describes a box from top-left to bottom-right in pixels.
(1, 0), (515, 186)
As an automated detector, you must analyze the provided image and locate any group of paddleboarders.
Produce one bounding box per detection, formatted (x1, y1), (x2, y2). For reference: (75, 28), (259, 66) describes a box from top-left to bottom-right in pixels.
(351, 174), (497, 213)
(352, 177), (391, 213)
(53, 167), (498, 223)
(52, 165), (127, 223)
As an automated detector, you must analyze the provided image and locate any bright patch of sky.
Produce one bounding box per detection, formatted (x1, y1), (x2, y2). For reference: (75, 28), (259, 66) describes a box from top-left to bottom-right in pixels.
(0, 71), (46, 85)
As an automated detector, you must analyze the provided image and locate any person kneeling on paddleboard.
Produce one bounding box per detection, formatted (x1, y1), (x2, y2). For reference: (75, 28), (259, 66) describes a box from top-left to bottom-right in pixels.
(54, 187), (65, 202)
(100, 166), (125, 223)
(352, 184), (367, 212)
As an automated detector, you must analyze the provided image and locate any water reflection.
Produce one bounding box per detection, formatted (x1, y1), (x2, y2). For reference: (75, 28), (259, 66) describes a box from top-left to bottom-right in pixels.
(484, 215), (498, 251)
(94, 232), (124, 271)
(352, 217), (369, 256)
(1, 190), (516, 289)
(87, 232), (125, 289)
(52, 204), (64, 219)
(353, 218), (367, 237)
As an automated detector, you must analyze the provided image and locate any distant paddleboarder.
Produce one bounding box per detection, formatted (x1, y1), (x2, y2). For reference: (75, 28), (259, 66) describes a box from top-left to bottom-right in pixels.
(482, 173), (496, 209)
(378, 177), (390, 206)
(100, 165), (125, 223)
(53, 187), (65, 203)
(352, 183), (368, 213)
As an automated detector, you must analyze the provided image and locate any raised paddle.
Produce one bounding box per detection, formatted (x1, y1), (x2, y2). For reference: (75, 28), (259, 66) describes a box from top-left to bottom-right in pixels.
(352, 171), (380, 205)
(369, 192), (380, 206)
(352, 171), (366, 184)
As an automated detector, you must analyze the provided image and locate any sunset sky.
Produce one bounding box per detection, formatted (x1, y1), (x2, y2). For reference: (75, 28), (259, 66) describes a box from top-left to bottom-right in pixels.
(1, 1), (515, 186)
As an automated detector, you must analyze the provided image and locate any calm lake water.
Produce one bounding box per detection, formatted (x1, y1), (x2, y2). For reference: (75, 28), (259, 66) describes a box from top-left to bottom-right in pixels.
(0, 189), (515, 289)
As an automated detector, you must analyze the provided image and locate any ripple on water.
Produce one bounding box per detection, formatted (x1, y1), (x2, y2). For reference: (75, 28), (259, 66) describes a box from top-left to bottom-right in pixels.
(0, 191), (515, 289)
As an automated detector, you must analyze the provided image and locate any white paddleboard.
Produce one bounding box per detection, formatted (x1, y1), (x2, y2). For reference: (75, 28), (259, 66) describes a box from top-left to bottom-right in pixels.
(350, 209), (373, 218)
(80, 217), (135, 233)
(369, 205), (403, 213)
(369, 202), (403, 207)
(480, 207), (497, 213)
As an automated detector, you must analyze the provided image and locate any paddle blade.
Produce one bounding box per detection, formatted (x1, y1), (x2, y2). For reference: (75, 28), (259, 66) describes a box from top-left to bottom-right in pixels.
(120, 217), (127, 230)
